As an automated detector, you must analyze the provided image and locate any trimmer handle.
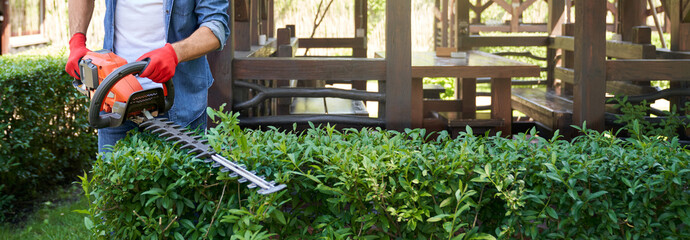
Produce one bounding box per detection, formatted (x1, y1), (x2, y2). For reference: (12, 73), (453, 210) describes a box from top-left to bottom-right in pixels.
(88, 61), (175, 129)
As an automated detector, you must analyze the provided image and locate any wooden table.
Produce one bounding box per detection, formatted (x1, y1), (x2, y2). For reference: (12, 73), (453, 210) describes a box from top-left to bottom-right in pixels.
(376, 51), (540, 135)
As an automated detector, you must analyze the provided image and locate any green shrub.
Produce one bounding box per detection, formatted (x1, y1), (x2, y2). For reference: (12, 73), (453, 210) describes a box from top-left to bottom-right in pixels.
(84, 108), (690, 239)
(611, 96), (690, 140)
(0, 55), (97, 222)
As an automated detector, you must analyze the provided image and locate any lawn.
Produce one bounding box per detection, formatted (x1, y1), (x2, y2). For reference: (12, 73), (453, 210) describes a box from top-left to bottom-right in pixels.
(0, 185), (93, 240)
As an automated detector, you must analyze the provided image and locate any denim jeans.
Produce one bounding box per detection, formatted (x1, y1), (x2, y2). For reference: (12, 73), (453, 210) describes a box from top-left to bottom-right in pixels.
(98, 111), (207, 153)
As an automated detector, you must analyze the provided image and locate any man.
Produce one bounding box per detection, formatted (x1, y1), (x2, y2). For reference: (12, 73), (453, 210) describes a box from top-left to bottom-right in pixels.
(65, 0), (229, 152)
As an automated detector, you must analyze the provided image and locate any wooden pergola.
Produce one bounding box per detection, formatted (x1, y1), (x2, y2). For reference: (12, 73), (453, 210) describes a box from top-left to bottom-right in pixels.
(206, 0), (690, 136)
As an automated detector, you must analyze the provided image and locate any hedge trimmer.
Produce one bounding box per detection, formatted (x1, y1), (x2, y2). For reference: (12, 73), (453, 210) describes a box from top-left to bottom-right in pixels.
(73, 50), (286, 195)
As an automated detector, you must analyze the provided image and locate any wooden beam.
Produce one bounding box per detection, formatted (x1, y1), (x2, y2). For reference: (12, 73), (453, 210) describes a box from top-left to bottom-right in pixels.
(233, 58), (387, 81)
(424, 100), (463, 112)
(573, 0), (607, 131)
(208, 0), (235, 122)
(469, 23), (550, 33)
(458, 36), (549, 47)
(606, 60), (690, 81)
(656, 48), (690, 59)
(555, 66), (574, 84)
(385, 0), (413, 130)
(549, 36), (656, 59)
(297, 38), (366, 49)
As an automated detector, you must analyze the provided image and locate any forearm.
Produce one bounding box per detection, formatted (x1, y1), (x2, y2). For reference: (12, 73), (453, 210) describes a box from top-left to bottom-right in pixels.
(68, 0), (94, 35)
(171, 27), (221, 63)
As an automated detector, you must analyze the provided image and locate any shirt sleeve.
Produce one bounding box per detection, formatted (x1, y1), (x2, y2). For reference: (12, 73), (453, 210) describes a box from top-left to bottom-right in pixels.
(196, 0), (230, 51)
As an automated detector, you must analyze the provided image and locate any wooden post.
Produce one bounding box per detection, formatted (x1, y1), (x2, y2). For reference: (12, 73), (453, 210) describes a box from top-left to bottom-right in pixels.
(618, 0), (647, 42)
(562, 23), (575, 96)
(665, 0), (690, 118)
(491, 78), (511, 136)
(385, 0), (412, 130)
(207, 0), (235, 126)
(0, 0), (9, 55)
(235, 0), (251, 51)
(267, 0), (274, 38)
(353, 0), (368, 57)
(456, 0), (470, 50)
(251, 0), (259, 45)
(442, 0), (449, 47)
(547, 0), (566, 90)
(573, 0), (607, 131)
(353, 0), (368, 91)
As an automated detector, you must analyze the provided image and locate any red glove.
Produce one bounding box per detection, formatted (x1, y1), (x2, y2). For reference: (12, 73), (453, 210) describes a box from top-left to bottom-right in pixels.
(136, 43), (179, 83)
(65, 33), (90, 79)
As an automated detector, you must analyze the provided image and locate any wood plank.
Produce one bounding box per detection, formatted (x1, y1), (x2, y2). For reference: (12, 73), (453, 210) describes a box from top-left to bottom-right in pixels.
(423, 99), (463, 112)
(375, 51), (540, 78)
(469, 24), (548, 33)
(656, 49), (690, 59)
(233, 58), (387, 81)
(385, 0), (412, 130)
(550, 36), (656, 59)
(554, 66), (574, 84)
(491, 78), (512, 136)
(606, 60), (690, 81)
(511, 88), (573, 132)
(458, 36), (549, 47)
(297, 38), (366, 49)
(606, 40), (657, 59)
(549, 36), (575, 51)
(573, 0), (607, 131)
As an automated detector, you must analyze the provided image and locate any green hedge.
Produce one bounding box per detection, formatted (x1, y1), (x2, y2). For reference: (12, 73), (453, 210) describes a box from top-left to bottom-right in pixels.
(84, 108), (690, 239)
(0, 55), (97, 221)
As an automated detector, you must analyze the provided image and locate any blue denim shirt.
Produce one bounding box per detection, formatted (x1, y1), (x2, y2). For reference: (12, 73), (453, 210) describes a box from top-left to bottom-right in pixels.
(103, 0), (230, 127)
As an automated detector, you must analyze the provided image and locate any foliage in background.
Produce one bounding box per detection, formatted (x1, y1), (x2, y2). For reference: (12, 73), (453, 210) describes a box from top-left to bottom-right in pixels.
(84, 107), (690, 239)
(0, 185), (95, 240)
(0, 54), (97, 222)
(611, 97), (690, 140)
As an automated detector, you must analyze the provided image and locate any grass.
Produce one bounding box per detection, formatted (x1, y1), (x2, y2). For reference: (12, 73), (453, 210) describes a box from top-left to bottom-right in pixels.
(0, 185), (93, 240)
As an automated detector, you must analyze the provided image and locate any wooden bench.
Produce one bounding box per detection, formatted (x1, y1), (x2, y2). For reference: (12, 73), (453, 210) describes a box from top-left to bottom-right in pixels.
(511, 88), (573, 134)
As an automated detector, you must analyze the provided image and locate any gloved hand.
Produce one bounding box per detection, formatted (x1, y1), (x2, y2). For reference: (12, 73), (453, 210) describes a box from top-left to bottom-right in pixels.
(65, 33), (90, 79)
(136, 43), (179, 83)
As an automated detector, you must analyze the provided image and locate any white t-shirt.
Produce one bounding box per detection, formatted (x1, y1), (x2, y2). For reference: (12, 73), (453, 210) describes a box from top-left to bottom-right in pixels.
(114, 0), (166, 90)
